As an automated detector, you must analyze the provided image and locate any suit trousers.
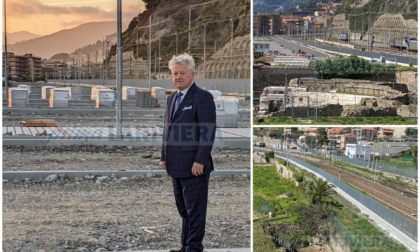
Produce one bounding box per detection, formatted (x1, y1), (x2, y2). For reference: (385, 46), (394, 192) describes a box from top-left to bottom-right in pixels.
(172, 174), (210, 252)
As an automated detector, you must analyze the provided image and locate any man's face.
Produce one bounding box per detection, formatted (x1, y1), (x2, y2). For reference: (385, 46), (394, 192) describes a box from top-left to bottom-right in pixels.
(171, 63), (194, 91)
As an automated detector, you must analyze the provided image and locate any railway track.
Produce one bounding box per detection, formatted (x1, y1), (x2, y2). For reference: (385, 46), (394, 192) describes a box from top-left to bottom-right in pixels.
(301, 153), (418, 196)
(293, 153), (418, 222)
(255, 147), (418, 223)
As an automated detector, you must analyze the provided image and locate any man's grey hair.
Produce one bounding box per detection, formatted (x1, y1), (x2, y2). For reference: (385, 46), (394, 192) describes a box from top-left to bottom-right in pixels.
(168, 53), (195, 72)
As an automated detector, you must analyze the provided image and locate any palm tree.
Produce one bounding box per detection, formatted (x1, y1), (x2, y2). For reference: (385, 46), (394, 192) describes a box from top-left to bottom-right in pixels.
(306, 178), (337, 204)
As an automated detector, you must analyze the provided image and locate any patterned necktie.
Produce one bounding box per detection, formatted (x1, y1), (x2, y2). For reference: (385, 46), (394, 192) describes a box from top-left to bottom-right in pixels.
(172, 92), (184, 118)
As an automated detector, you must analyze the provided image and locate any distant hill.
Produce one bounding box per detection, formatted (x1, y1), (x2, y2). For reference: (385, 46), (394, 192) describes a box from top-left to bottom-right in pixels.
(335, 0), (417, 21)
(7, 22), (127, 59)
(3, 31), (41, 45)
(254, 0), (344, 14)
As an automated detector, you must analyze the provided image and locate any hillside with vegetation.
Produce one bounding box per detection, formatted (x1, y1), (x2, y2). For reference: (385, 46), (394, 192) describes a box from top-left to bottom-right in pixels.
(334, 0), (417, 32)
(253, 158), (411, 251)
(107, 0), (250, 65)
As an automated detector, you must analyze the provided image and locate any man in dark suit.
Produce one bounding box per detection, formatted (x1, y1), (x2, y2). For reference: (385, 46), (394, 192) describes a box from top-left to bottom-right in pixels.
(159, 53), (216, 252)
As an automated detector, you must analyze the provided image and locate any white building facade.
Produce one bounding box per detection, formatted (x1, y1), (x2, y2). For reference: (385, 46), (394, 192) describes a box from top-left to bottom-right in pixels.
(346, 141), (371, 160)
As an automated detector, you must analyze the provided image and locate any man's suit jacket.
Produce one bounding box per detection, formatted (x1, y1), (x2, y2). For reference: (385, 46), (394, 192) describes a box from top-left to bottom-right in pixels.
(161, 82), (216, 178)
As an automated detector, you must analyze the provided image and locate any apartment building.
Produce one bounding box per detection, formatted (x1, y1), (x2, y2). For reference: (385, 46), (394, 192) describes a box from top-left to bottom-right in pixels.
(3, 52), (43, 81)
(2, 52), (29, 81)
(253, 12), (282, 36)
(26, 54), (43, 81)
(327, 127), (351, 141)
(352, 127), (375, 140)
(377, 127), (395, 138)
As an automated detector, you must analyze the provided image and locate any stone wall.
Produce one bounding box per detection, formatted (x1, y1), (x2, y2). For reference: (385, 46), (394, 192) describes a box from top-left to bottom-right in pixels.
(396, 104), (417, 117)
(276, 163), (294, 179)
(196, 35), (250, 80)
(253, 68), (314, 91)
(253, 151), (266, 163)
(395, 70), (418, 94)
(329, 234), (351, 252)
(330, 13), (417, 43)
(107, 35), (250, 80)
(372, 14), (418, 43)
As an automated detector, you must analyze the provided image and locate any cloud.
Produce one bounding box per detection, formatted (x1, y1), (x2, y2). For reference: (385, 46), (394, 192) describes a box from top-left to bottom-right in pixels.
(8, 0), (145, 22)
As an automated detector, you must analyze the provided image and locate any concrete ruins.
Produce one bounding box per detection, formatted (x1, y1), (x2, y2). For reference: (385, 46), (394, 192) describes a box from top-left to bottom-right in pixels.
(258, 77), (416, 118)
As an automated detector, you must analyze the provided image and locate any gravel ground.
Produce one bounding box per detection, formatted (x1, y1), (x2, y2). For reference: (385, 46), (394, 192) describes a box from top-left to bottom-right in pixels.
(3, 145), (250, 171)
(2, 120), (251, 128)
(3, 175), (250, 252)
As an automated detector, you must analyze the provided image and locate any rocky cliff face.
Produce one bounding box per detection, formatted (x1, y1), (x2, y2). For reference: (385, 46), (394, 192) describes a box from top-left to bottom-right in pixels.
(107, 0), (250, 66)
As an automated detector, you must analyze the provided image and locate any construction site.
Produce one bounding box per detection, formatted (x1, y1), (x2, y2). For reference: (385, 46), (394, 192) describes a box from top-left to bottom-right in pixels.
(2, 1), (252, 252)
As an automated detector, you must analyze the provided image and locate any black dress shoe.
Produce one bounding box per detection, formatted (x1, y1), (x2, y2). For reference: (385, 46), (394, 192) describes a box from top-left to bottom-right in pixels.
(169, 247), (186, 252)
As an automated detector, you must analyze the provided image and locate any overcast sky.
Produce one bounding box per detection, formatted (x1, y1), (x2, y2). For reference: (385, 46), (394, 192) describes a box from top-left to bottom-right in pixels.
(3, 0), (145, 36)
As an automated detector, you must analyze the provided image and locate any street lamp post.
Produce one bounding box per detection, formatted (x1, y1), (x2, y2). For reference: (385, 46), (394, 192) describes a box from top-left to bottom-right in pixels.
(4, 0), (8, 98)
(314, 71), (318, 121)
(86, 53), (90, 79)
(116, 0), (123, 138)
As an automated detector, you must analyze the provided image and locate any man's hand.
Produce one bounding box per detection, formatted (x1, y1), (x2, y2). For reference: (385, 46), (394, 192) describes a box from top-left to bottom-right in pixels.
(192, 162), (204, 177)
(159, 161), (166, 170)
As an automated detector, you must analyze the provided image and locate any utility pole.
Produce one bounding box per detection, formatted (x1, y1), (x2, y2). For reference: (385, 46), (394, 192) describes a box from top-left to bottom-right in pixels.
(379, 137), (384, 180)
(137, 17), (139, 60)
(214, 40), (217, 59)
(72, 58), (75, 79)
(102, 37), (105, 84)
(230, 17), (234, 79)
(86, 53), (90, 79)
(204, 24), (206, 79)
(4, 0), (8, 98)
(283, 73), (288, 108)
(106, 40), (110, 79)
(406, 18), (409, 56)
(328, 141), (331, 174)
(385, 2), (389, 51)
(188, 7), (192, 54)
(78, 58), (81, 85)
(354, 14), (356, 43)
(315, 71), (318, 121)
(362, 13), (365, 49)
(175, 31), (178, 56)
(154, 50), (157, 78)
(149, 15), (152, 92)
(116, 0), (123, 138)
(158, 37), (161, 79)
(95, 51), (98, 79)
(369, 5), (372, 50)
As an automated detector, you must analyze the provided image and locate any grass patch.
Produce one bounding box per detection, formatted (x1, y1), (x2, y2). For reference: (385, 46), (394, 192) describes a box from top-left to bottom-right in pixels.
(254, 159), (412, 252)
(253, 220), (280, 252)
(379, 159), (417, 169)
